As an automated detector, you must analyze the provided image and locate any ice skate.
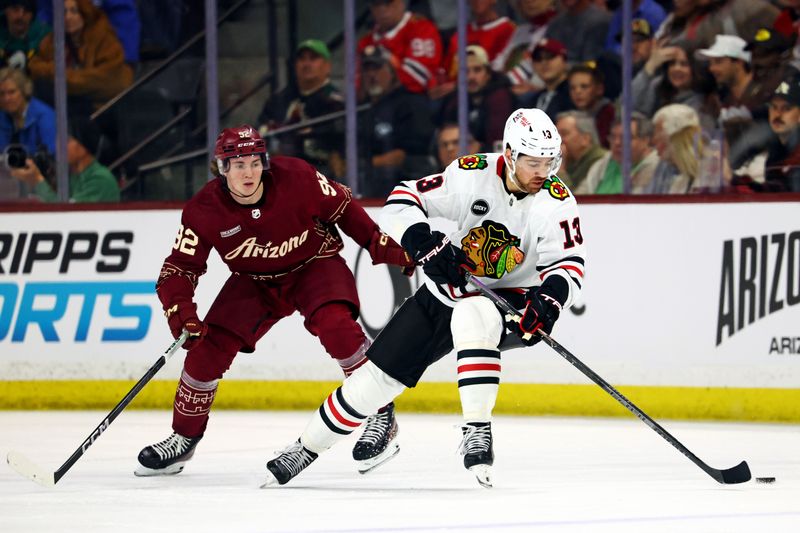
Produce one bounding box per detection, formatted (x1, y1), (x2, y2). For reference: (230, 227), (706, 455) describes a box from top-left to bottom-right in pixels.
(134, 432), (202, 476)
(458, 422), (494, 488)
(261, 440), (318, 487)
(352, 402), (399, 474)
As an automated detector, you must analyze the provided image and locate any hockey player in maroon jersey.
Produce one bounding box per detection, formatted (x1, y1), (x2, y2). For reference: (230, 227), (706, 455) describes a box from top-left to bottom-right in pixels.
(135, 125), (414, 477)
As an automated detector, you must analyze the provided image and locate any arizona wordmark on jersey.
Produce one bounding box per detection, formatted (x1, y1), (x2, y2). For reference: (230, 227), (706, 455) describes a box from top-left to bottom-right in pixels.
(380, 152), (586, 309)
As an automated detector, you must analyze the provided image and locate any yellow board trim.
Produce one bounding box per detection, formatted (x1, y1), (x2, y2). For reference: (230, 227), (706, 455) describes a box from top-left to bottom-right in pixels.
(1, 381), (798, 422)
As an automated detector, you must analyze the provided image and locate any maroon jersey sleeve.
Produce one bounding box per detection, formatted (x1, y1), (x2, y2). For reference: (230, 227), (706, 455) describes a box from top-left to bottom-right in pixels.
(297, 162), (375, 249)
(156, 205), (213, 311)
(293, 161), (412, 269)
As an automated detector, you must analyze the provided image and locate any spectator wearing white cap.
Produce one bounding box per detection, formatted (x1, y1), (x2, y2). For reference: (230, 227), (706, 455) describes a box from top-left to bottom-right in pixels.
(695, 34), (767, 167)
(695, 34), (752, 98)
(655, 0), (778, 60)
(648, 103), (701, 194)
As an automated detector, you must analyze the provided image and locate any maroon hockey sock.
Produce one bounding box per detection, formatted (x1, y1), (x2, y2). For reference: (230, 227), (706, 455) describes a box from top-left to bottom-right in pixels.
(336, 338), (371, 376)
(172, 370), (219, 438)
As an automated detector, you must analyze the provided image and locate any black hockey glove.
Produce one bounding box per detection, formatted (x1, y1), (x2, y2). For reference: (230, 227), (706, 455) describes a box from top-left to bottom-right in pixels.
(507, 285), (563, 346)
(401, 223), (474, 289)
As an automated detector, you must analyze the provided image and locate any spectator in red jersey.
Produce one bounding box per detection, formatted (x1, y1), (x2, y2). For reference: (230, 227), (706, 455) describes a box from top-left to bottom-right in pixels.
(134, 125), (416, 479)
(358, 0), (442, 94)
(437, 45), (516, 152)
(442, 0), (516, 78)
(567, 63), (615, 148)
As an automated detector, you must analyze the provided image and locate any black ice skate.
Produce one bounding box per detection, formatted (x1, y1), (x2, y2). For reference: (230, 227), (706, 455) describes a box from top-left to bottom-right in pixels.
(261, 440), (318, 487)
(458, 422), (494, 488)
(134, 432), (202, 477)
(352, 402), (400, 474)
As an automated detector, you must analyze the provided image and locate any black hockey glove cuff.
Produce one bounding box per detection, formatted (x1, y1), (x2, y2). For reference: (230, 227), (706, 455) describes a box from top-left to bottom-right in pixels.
(508, 277), (568, 346)
(401, 223), (474, 289)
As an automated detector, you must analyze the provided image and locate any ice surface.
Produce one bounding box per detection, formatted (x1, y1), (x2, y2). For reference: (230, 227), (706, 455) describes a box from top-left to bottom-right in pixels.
(1, 411), (799, 532)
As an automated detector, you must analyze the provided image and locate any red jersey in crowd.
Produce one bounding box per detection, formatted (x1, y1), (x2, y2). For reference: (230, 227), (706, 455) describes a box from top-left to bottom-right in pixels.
(358, 11), (443, 93)
(157, 156), (380, 304)
(443, 16), (516, 78)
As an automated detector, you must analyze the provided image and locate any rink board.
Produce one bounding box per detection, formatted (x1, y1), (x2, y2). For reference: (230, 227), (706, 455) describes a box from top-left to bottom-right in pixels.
(0, 200), (798, 419)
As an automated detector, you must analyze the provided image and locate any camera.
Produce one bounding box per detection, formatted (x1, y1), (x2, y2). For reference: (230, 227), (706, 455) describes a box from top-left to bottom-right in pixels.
(0, 143), (29, 169)
(0, 143), (55, 181)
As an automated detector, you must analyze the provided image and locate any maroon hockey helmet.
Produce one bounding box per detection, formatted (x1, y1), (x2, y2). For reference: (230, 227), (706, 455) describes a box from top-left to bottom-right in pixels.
(213, 125), (268, 173)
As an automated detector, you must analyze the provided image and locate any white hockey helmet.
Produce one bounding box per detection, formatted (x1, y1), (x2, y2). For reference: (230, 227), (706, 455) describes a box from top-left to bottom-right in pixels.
(502, 108), (562, 176)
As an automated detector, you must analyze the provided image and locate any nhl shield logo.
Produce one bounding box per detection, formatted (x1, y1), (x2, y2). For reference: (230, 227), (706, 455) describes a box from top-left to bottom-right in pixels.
(251, 209), (261, 219)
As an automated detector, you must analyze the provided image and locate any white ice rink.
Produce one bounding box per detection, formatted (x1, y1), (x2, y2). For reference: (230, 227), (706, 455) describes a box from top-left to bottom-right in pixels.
(1, 411), (799, 533)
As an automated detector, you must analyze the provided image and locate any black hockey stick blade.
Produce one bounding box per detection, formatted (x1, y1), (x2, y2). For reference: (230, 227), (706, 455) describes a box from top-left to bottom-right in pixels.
(465, 273), (752, 485)
(6, 332), (188, 487)
(713, 460), (752, 485)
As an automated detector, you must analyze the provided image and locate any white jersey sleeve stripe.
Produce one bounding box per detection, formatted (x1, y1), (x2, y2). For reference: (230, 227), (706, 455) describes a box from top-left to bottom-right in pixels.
(539, 263), (585, 280)
(387, 188), (423, 206)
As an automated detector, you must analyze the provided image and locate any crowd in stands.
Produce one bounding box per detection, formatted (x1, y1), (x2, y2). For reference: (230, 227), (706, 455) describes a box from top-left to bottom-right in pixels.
(0, 0), (133, 202)
(3, 0), (800, 203)
(263, 0), (800, 197)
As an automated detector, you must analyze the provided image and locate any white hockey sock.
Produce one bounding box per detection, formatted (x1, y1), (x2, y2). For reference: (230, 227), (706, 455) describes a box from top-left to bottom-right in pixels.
(450, 296), (503, 423)
(301, 361), (405, 453)
(457, 349), (500, 423)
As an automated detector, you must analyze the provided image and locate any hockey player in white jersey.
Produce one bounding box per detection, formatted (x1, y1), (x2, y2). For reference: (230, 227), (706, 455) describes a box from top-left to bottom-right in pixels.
(263, 108), (586, 488)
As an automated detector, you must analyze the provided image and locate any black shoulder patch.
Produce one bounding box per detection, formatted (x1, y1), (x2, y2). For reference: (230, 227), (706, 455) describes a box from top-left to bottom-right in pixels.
(470, 199), (490, 216)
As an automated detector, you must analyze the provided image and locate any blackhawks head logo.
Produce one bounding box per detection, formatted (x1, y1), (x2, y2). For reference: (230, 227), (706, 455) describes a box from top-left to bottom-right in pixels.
(461, 220), (525, 279)
(543, 176), (570, 200)
(458, 154), (488, 171)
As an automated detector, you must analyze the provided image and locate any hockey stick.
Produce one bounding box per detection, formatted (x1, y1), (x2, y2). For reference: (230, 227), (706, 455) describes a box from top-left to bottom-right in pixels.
(466, 273), (751, 485)
(6, 331), (189, 487)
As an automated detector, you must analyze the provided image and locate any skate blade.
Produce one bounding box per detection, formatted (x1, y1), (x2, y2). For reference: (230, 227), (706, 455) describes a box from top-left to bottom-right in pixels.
(260, 470), (281, 488)
(134, 462), (186, 477)
(468, 464), (493, 488)
(356, 441), (400, 475)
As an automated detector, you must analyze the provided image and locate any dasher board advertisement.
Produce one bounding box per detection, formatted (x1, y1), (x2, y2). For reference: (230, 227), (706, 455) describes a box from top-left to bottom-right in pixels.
(0, 202), (797, 387)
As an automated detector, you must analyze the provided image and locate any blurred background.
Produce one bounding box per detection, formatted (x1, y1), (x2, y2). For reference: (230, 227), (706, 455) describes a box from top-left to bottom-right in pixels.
(1, 0), (800, 204)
